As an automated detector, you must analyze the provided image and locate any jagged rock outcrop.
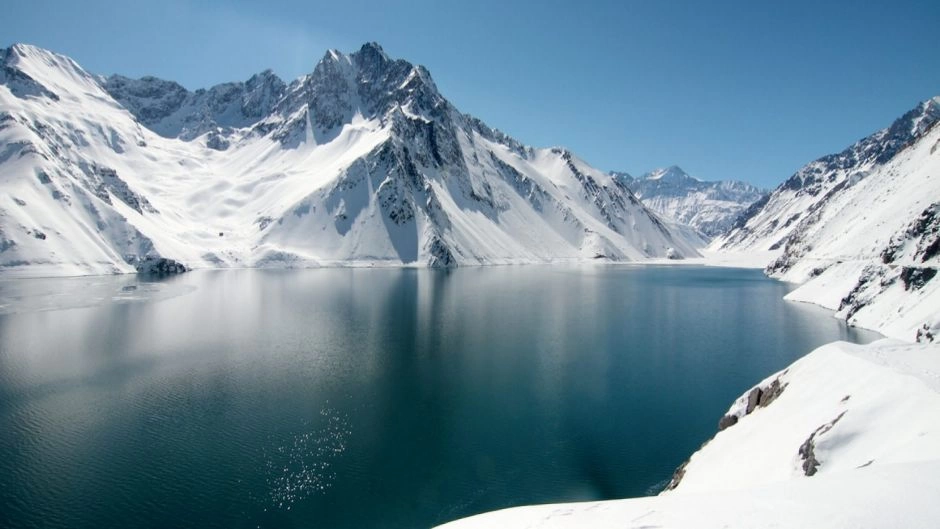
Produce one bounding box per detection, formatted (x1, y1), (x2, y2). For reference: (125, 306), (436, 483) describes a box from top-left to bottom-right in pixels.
(104, 69), (286, 141)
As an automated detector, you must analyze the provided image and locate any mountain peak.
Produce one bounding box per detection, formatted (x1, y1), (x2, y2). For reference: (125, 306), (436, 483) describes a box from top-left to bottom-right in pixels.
(609, 171), (634, 183)
(7, 42), (49, 59)
(351, 41), (393, 73)
(1, 42), (99, 102)
(356, 42), (388, 59)
(320, 48), (347, 65)
(4, 42), (84, 73)
(645, 165), (697, 183)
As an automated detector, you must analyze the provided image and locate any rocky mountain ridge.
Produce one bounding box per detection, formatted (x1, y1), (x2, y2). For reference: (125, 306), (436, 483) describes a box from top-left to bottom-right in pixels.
(0, 42), (703, 277)
(614, 166), (765, 238)
(714, 96), (940, 340)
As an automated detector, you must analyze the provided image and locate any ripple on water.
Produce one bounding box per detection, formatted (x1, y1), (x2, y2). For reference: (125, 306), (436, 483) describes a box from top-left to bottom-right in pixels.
(0, 275), (196, 315)
(259, 407), (352, 511)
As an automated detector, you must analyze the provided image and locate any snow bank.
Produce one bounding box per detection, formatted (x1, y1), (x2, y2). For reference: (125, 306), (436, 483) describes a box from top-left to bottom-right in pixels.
(436, 339), (940, 529)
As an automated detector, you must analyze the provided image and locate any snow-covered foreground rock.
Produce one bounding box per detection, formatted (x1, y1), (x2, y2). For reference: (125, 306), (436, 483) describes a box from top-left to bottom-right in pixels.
(0, 43), (702, 277)
(437, 339), (940, 529)
(711, 97), (940, 341)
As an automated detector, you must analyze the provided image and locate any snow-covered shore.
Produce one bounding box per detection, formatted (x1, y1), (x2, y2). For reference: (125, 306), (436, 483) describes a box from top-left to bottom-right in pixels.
(436, 339), (940, 529)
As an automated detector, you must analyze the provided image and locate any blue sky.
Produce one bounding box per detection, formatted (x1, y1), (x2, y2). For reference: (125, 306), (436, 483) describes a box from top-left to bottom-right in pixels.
(3, 0), (938, 188)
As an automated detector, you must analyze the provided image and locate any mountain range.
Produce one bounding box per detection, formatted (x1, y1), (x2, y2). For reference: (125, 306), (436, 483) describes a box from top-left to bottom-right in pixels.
(714, 96), (940, 340)
(2, 41), (937, 341)
(613, 166), (765, 238)
(0, 42), (704, 277)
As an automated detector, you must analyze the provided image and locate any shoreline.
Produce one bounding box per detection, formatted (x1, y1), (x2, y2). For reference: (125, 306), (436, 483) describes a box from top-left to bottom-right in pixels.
(435, 339), (940, 529)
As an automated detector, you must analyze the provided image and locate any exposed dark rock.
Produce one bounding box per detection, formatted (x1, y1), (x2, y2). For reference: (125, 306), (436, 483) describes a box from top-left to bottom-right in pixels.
(799, 438), (820, 476)
(135, 257), (187, 275)
(809, 266), (828, 278)
(882, 203), (940, 264)
(206, 131), (230, 151)
(798, 411), (847, 477)
(838, 265), (888, 320)
(745, 387), (761, 414)
(717, 414), (738, 431)
(664, 460), (688, 491)
(916, 324), (935, 344)
(758, 378), (786, 407)
(256, 216), (274, 231)
(427, 237), (456, 268)
(742, 379), (788, 414)
(900, 266), (936, 291)
(85, 164), (158, 214)
(730, 376), (790, 430)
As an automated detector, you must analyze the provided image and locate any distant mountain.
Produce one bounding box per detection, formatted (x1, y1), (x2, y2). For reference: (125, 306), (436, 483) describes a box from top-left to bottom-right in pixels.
(0, 43), (703, 277)
(613, 166), (766, 238)
(713, 97), (940, 341)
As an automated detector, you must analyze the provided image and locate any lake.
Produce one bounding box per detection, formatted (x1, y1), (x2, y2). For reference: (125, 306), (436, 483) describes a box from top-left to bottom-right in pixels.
(0, 266), (879, 529)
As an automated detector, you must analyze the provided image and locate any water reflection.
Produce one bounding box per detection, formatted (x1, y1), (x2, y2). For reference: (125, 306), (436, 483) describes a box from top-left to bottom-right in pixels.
(0, 266), (880, 529)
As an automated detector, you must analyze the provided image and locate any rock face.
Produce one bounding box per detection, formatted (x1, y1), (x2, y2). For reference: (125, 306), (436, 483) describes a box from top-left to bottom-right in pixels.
(614, 166), (766, 238)
(712, 96), (940, 340)
(798, 411), (847, 476)
(135, 257), (186, 275)
(717, 376), (788, 433)
(104, 70), (287, 142)
(0, 42), (703, 277)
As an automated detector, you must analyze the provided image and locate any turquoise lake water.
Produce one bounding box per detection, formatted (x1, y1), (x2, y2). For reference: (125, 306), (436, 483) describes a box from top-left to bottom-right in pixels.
(0, 266), (879, 528)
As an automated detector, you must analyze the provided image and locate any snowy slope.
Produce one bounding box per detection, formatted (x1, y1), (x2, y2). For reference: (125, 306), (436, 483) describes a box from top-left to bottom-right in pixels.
(436, 339), (940, 529)
(615, 166), (765, 238)
(0, 43), (702, 277)
(712, 98), (940, 340)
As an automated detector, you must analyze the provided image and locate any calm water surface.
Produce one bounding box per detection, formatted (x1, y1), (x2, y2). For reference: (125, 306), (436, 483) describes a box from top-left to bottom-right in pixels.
(0, 266), (879, 529)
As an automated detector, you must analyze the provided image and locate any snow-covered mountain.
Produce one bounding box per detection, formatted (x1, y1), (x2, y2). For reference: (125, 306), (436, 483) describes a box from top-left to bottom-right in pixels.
(614, 166), (765, 238)
(713, 97), (940, 340)
(0, 43), (703, 277)
(103, 69), (286, 144)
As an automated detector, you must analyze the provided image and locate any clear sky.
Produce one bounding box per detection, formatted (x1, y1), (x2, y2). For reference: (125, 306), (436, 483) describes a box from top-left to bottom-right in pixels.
(3, 0), (939, 188)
